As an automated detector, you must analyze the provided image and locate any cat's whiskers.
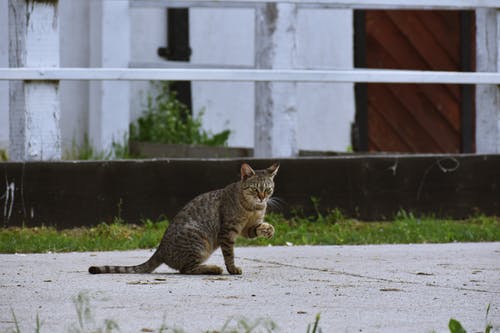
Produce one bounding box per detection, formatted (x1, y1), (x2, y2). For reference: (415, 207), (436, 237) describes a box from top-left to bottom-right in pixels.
(267, 196), (286, 210)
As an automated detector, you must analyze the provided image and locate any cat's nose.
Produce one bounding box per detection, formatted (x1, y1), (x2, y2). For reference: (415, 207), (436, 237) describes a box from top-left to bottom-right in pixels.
(257, 192), (265, 201)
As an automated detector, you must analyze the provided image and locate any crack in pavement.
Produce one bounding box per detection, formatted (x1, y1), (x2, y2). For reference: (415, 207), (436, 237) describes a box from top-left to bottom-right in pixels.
(242, 257), (499, 295)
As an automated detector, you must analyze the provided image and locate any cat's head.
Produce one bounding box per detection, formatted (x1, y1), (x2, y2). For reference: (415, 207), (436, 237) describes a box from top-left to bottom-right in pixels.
(239, 163), (279, 206)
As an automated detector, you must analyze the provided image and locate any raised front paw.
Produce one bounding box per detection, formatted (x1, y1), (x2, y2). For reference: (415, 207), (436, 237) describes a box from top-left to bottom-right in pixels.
(256, 223), (275, 239)
(227, 266), (242, 275)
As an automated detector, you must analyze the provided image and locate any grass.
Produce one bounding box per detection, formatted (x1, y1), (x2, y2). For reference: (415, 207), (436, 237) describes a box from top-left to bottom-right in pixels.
(1, 212), (499, 254)
(63, 133), (135, 160)
(0, 219), (167, 254)
(0, 149), (7, 161)
(238, 211), (500, 246)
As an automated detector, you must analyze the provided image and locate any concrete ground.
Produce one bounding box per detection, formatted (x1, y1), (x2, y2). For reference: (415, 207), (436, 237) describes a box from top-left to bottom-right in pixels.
(1, 243), (499, 333)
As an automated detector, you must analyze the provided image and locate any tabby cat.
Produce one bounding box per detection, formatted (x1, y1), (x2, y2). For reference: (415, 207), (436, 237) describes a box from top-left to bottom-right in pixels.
(88, 163), (279, 275)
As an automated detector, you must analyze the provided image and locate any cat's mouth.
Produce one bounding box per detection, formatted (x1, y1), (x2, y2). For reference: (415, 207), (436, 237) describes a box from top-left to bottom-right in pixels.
(254, 200), (269, 210)
(255, 196), (268, 204)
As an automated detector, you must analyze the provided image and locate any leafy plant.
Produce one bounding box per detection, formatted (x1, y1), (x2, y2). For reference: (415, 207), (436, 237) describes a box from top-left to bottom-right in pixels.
(448, 319), (467, 333)
(448, 304), (494, 333)
(129, 82), (231, 146)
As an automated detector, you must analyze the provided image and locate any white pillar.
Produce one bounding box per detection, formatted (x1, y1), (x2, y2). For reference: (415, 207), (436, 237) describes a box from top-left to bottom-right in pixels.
(89, 0), (130, 153)
(475, 9), (500, 153)
(8, 0), (61, 161)
(0, 0), (9, 152)
(254, 3), (298, 158)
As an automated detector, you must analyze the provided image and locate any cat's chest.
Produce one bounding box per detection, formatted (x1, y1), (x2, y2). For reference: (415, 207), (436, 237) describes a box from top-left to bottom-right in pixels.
(240, 209), (265, 226)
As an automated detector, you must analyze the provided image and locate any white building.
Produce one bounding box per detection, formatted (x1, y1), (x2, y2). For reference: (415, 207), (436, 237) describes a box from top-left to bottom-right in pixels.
(0, 0), (355, 158)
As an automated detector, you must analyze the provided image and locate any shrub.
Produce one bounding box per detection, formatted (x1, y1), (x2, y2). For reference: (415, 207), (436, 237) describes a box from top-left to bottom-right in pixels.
(130, 82), (231, 146)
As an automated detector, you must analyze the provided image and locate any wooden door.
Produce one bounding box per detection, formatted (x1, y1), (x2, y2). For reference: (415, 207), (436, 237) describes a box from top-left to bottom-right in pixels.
(354, 10), (475, 153)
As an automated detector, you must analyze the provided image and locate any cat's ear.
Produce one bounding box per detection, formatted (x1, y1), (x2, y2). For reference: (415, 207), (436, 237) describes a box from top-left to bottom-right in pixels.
(266, 163), (280, 178)
(240, 163), (256, 180)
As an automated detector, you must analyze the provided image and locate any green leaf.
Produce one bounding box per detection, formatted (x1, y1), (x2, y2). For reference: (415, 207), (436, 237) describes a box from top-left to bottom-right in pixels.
(449, 319), (467, 333)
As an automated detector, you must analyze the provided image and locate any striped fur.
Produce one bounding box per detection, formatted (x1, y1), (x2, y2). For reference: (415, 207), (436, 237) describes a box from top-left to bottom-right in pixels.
(88, 251), (162, 274)
(88, 163), (279, 275)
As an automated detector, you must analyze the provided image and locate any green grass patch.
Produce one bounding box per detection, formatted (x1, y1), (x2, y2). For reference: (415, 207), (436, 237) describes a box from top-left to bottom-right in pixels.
(0, 220), (168, 254)
(238, 212), (500, 247)
(1, 213), (499, 254)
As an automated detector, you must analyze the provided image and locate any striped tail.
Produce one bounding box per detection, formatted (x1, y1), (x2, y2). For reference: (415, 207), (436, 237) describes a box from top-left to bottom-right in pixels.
(88, 251), (162, 274)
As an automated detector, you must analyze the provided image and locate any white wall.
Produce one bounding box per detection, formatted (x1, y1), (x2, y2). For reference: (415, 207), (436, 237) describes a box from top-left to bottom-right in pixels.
(296, 9), (354, 152)
(59, 0), (90, 153)
(130, 7), (167, 122)
(190, 7), (354, 151)
(0, 0), (9, 151)
(190, 8), (256, 148)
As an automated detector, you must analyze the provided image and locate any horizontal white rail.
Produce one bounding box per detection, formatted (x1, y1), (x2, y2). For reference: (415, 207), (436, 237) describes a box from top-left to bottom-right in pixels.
(130, 0), (500, 9)
(1, 68), (500, 84)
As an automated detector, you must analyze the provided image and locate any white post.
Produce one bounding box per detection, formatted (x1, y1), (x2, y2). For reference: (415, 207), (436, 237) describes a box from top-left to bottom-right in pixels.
(89, 0), (130, 153)
(475, 9), (500, 153)
(8, 0), (61, 161)
(254, 3), (298, 158)
(0, 0), (8, 153)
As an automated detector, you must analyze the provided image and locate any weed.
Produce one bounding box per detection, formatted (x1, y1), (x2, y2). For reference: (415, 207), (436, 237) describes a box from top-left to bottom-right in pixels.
(447, 304), (495, 333)
(4, 298), (317, 333)
(307, 197), (345, 224)
(448, 319), (467, 333)
(157, 313), (185, 333)
(10, 308), (21, 333)
(306, 314), (321, 333)
(64, 133), (133, 160)
(7, 308), (41, 333)
(72, 292), (92, 331)
(213, 317), (278, 333)
(68, 291), (119, 333)
(310, 197), (324, 222)
(129, 81), (230, 146)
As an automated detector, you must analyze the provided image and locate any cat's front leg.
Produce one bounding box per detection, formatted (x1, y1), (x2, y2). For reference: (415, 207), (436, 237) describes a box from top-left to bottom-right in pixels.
(220, 231), (242, 275)
(221, 242), (242, 275)
(256, 222), (275, 239)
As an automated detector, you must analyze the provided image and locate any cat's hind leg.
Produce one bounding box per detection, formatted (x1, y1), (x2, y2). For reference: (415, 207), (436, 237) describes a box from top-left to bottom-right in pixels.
(171, 231), (222, 275)
(181, 264), (223, 275)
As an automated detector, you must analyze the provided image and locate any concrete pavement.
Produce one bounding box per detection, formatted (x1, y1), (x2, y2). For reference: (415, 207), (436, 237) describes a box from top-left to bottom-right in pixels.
(1, 243), (499, 332)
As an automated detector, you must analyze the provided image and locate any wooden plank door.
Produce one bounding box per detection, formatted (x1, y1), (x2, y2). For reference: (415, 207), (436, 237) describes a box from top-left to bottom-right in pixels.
(354, 10), (475, 153)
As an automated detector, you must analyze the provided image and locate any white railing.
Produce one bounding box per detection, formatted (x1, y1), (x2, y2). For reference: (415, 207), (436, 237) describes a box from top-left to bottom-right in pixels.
(1, 67), (500, 84)
(3, 0), (498, 85)
(2, 0), (500, 160)
(130, 0), (500, 9)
